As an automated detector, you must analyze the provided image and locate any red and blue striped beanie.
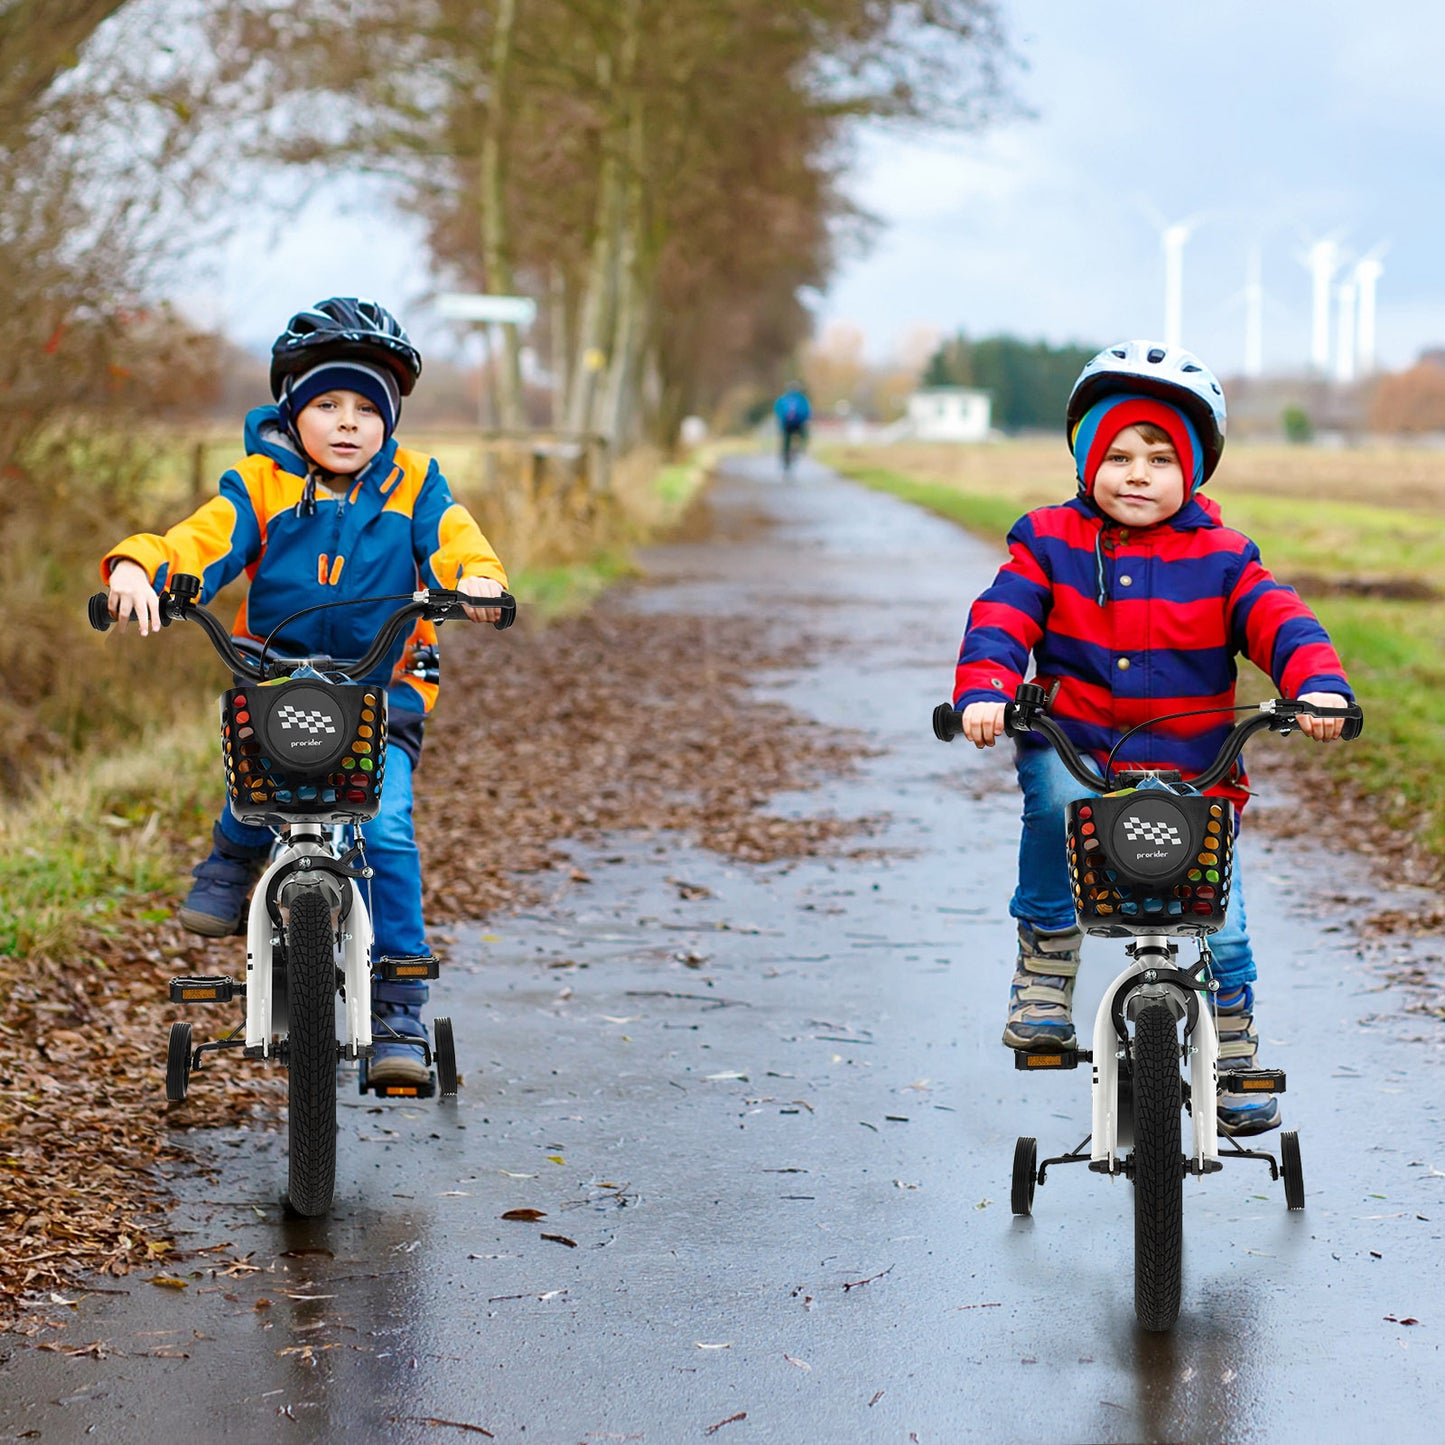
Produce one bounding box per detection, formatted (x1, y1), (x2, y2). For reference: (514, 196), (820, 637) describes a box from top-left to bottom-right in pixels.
(1070, 394), (1204, 500)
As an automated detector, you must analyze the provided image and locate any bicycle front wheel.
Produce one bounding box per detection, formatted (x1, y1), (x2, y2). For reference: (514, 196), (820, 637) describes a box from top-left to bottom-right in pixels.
(1132, 1001), (1185, 1331)
(284, 887), (339, 1217)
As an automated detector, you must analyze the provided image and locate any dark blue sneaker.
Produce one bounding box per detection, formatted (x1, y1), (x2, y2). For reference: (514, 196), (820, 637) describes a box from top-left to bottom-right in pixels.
(370, 1000), (431, 1085)
(177, 825), (269, 937)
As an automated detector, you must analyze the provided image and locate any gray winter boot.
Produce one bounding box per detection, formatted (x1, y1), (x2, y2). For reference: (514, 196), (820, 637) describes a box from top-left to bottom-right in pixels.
(1003, 923), (1083, 1051)
(1216, 983), (1281, 1135)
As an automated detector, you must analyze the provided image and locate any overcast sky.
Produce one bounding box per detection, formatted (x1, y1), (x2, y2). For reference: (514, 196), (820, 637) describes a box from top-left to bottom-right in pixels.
(820, 1), (1445, 376)
(193, 2), (1445, 381)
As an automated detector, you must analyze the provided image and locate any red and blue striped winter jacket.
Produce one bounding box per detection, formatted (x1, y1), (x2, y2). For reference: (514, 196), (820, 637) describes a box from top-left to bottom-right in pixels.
(953, 494), (1352, 808)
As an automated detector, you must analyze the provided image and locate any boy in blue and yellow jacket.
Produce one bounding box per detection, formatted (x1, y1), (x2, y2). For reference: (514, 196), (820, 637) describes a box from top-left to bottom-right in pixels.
(953, 340), (1353, 1135)
(103, 298), (506, 1083)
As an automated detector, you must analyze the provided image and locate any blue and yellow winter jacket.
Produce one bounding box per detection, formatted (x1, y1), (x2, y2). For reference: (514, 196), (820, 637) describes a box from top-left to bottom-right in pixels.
(103, 407), (507, 727)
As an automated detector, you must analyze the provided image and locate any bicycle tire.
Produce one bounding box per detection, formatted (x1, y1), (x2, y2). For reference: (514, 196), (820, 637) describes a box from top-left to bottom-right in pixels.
(1011, 1136), (1037, 1216)
(1132, 1001), (1185, 1332)
(1280, 1130), (1305, 1211)
(283, 888), (339, 1217)
(165, 1020), (192, 1103)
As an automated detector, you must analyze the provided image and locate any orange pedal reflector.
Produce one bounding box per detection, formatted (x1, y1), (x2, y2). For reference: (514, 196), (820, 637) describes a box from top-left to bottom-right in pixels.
(1014, 1049), (1083, 1071)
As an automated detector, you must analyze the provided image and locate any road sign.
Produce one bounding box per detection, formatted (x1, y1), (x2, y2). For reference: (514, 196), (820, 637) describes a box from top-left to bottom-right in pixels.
(434, 292), (537, 326)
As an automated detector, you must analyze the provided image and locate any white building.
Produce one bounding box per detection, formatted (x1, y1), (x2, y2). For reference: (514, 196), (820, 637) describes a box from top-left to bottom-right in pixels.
(906, 386), (992, 442)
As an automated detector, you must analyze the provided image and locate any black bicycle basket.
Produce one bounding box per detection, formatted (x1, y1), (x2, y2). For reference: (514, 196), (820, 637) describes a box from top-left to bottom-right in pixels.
(1067, 788), (1233, 937)
(221, 679), (387, 825)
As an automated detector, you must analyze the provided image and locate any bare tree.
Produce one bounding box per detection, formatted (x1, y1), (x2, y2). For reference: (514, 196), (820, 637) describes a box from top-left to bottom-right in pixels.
(0, 0), (129, 132)
(201, 0), (1017, 449)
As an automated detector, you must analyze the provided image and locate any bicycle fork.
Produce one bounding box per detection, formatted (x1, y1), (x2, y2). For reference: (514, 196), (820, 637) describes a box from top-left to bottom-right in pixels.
(244, 826), (374, 1058)
(1090, 937), (1220, 1176)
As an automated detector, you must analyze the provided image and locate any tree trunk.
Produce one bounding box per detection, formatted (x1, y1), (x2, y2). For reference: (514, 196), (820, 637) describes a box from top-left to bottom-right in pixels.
(479, 0), (524, 429)
(599, 86), (647, 447)
(562, 0), (642, 441)
(562, 141), (618, 438)
(548, 263), (569, 428)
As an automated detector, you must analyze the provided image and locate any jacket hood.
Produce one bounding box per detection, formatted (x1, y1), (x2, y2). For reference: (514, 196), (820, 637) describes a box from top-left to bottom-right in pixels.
(242, 404), (398, 483)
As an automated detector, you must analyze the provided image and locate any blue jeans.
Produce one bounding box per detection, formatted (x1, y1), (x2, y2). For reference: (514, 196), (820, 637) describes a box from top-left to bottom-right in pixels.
(217, 744), (427, 968)
(1010, 743), (1256, 990)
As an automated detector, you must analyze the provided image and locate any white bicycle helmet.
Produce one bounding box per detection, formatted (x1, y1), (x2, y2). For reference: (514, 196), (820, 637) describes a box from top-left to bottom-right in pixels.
(1066, 341), (1227, 483)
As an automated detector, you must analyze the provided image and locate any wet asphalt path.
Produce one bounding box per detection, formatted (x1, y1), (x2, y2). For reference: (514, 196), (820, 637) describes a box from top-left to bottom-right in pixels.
(5, 454), (1444, 1443)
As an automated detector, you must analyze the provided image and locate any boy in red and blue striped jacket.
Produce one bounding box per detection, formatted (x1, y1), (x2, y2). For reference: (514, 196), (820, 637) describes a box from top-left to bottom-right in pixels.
(952, 341), (1352, 1135)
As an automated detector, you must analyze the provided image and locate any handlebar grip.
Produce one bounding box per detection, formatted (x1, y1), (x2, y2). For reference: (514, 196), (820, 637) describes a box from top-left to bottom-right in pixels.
(1290, 699), (1365, 741)
(87, 592), (114, 632)
(432, 590), (517, 630)
(932, 703), (963, 741)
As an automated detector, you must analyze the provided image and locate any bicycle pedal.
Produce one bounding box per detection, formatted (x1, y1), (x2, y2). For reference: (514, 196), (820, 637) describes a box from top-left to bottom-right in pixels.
(376, 954), (440, 982)
(169, 975), (241, 1003)
(1014, 1048), (1088, 1070)
(1218, 1068), (1286, 1094)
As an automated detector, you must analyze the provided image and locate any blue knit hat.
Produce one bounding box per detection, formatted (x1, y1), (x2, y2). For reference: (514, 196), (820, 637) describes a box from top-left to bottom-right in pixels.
(277, 359), (401, 441)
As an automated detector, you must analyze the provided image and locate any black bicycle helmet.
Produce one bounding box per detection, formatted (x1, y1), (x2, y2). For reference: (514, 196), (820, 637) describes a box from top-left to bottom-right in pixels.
(269, 297), (422, 400)
(1066, 340), (1227, 483)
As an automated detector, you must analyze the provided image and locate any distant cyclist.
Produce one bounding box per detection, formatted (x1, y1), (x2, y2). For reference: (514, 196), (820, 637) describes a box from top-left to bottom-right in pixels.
(774, 382), (811, 474)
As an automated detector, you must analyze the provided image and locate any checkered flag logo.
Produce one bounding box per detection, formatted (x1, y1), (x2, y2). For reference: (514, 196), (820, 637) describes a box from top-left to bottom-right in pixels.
(275, 703), (338, 736)
(1123, 815), (1183, 847)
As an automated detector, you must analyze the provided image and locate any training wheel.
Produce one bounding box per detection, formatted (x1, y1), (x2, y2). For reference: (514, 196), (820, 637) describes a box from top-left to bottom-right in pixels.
(165, 1021), (193, 1103)
(435, 1016), (458, 1098)
(1280, 1130), (1305, 1211)
(1011, 1135), (1038, 1216)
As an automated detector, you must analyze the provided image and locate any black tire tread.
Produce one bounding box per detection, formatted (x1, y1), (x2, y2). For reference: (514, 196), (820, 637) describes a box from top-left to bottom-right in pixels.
(1281, 1130), (1305, 1211)
(284, 888), (338, 1216)
(1011, 1136), (1037, 1216)
(435, 1016), (458, 1098)
(165, 1021), (192, 1103)
(1132, 1001), (1185, 1332)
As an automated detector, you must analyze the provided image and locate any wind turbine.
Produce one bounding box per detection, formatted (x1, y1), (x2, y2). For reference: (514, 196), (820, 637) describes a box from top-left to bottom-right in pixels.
(1160, 219), (1195, 350)
(1242, 246), (1264, 378)
(1300, 237), (1342, 374)
(1352, 243), (1388, 375)
(1335, 275), (1357, 385)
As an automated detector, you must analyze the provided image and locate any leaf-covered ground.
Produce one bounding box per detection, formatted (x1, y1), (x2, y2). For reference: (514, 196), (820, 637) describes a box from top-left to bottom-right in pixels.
(0, 600), (878, 1330)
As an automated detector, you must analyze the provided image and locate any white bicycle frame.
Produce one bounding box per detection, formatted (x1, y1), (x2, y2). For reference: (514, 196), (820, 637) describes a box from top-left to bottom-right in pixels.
(1090, 937), (1220, 1174)
(243, 823), (374, 1059)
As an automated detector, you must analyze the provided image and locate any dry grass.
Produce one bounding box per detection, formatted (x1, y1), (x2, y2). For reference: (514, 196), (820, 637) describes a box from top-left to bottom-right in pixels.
(0, 426), (699, 798)
(824, 437), (1445, 513)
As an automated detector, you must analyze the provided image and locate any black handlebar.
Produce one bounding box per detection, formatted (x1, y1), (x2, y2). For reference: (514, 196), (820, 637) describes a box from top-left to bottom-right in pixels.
(89, 572), (517, 682)
(933, 684), (1363, 796)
